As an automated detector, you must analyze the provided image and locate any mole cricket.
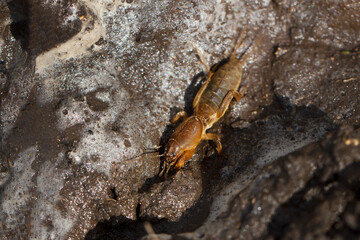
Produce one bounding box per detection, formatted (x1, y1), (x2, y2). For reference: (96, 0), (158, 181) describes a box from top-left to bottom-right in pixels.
(159, 27), (263, 176)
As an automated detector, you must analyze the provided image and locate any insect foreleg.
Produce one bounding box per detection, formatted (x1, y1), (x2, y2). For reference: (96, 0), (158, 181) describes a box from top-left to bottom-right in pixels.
(172, 111), (188, 123)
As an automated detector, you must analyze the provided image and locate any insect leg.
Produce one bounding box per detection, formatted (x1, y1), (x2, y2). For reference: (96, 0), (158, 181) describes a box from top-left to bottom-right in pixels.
(204, 133), (222, 154)
(193, 71), (214, 108)
(173, 148), (196, 171)
(172, 111), (188, 123)
(216, 90), (238, 119)
(159, 161), (175, 177)
(233, 87), (247, 101)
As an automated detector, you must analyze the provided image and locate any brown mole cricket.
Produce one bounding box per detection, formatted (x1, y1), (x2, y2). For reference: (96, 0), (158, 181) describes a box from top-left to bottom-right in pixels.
(160, 28), (263, 176)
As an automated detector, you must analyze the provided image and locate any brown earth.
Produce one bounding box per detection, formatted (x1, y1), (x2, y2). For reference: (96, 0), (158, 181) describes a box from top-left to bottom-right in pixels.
(0, 0), (359, 239)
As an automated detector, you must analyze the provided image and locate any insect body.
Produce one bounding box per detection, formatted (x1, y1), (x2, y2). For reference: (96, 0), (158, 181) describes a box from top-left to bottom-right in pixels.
(161, 29), (262, 176)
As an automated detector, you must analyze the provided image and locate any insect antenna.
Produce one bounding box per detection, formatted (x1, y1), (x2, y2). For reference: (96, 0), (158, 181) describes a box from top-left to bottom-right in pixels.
(144, 145), (162, 152)
(121, 151), (164, 164)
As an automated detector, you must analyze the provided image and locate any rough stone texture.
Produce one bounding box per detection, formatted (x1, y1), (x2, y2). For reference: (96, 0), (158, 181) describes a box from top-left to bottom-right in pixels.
(0, 0), (359, 239)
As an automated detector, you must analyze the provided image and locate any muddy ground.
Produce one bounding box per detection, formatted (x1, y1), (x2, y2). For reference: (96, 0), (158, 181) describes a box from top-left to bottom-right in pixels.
(0, 0), (359, 239)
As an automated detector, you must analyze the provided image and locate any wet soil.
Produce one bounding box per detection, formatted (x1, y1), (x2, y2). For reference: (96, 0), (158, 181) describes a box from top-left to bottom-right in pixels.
(0, 0), (359, 239)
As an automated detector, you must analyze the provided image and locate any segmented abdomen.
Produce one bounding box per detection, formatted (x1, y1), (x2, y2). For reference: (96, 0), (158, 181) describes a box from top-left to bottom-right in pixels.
(195, 59), (242, 117)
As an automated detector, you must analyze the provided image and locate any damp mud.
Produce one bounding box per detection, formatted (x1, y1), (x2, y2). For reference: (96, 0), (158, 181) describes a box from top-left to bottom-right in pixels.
(0, 0), (359, 239)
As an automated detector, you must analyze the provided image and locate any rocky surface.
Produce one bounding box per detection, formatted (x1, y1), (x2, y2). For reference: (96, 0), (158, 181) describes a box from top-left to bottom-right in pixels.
(0, 0), (359, 239)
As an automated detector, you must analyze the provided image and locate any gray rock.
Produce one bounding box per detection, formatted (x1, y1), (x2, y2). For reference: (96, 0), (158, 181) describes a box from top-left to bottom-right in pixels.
(0, 0), (359, 239)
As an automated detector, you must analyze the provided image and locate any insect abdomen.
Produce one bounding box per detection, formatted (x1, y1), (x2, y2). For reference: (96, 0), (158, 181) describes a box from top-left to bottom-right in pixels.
(199, 61), (242, 112)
